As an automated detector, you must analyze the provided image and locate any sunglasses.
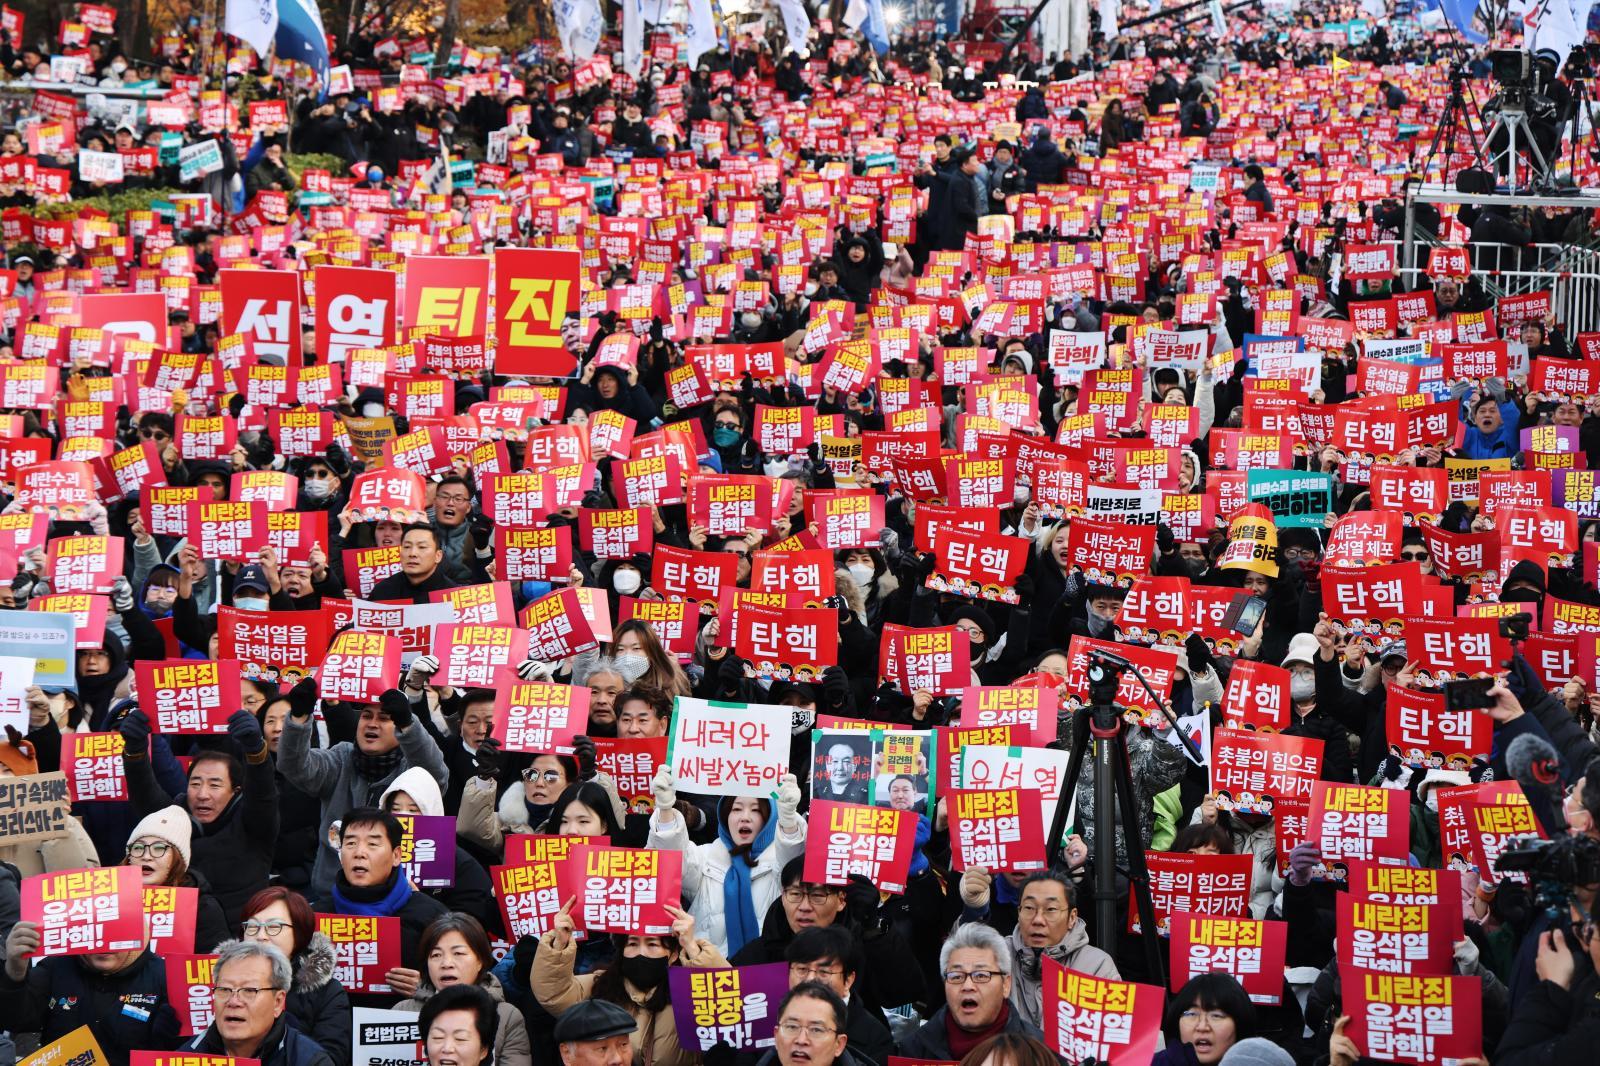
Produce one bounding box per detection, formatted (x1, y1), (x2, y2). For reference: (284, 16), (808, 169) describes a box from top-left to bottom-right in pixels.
(139, 428), (169, 441)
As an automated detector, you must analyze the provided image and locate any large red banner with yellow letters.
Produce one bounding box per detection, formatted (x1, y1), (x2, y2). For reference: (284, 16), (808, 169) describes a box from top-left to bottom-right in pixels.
(403, 255), (488, 338)
(494, 247), (582, 378)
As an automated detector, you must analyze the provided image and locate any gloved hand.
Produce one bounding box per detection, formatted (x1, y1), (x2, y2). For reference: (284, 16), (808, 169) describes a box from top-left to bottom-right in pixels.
(652, 766), (678, 814)
(1184, 633), (1215, 676)
(820, 666), (850, 711)
(1064, 568), (1085, 599)
(512, 934), (539, 990)
(572, 735), (597, 781)
(287, 677), (319, 720)
(716, 653), (746, 696)
(474, 735), (501, 780)
(1484, 376), (1507, 402)
(774, 773), (802, 829)
(843, 874), (881, 928)
(1287, 841), (1320, 887)
(403, 654), (440, 693)
(1013, 572), (1034, 601)
(1453, 935), (1482, 975)
(110, 576), (135, 613)
(118, 707), (151, 759)
(516, 658), (555, 681)
(226, 709), (266, 758)
(878, 528), (900, 561)
(379, 688), (414, 730)
(959, 866), (992, 909)
(1156, 522), (1177, 556)
(469, 511), (494, 544)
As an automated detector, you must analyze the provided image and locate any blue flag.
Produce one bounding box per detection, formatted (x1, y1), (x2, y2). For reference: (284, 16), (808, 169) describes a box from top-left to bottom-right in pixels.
(863, 0), (890, 53)
(275, 0), (331, 92)
(1439, 0), (1487, 43)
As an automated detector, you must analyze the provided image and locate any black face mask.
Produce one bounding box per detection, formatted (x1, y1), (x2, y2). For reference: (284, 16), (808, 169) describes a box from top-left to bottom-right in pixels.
(619, 952), (670, 990)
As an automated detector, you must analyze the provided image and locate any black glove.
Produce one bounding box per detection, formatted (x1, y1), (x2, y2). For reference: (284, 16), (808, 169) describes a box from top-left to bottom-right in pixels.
(226, 709), (266, 757)
(474, 735), (502, 780)
(469, 510), (494, 544)
(287, 678), (319, 720)
(1156, 522), (1177, 556)
(379, 688), (414, 730)
(716, 654), (746, 697)
(1184, 633), (1215, 676)
(512, 934), (539, 990)
(1013, 572), (1034, 601)
(843, 874), (881, 929)
(571, 735), (597, 781)
(821, 666), (850, 710)
(118, 708), (151, 758)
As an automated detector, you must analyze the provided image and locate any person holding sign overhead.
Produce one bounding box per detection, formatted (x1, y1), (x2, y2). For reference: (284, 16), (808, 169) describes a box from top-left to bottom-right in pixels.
(647, 767), (807, 956)
(532, 898), (726, 1066)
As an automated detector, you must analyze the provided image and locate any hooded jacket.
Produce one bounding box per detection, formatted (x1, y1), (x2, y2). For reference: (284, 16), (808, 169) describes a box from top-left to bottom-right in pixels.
(1005, 920), (1118, 1029)
(391, 972), (532, 1066)
(1020, 133), (1066, 188)
(379, 767), (500, 933)
(283, 932), (351, 1064)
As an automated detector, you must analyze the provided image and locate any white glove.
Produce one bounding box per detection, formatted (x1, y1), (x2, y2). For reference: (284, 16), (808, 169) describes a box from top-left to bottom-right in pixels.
(652, 766), (678, 815)
(403, 654), (440, 692)
(775, 773), (802, 827)
(110, 576), (134, 613)
(1453, 936), (1482, 975)
(516, 658), (555, 681)
(959, 866), (992, 909)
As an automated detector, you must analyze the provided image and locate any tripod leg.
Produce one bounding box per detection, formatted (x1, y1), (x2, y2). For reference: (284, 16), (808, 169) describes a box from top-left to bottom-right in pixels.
(1046, 707), (1092, 870)
(1113, 734), (1166, 984)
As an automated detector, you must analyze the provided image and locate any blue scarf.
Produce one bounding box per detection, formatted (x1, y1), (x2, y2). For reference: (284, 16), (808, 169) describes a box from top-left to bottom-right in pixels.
(331, 869), (413, 917)
(719, 810), (779, 957)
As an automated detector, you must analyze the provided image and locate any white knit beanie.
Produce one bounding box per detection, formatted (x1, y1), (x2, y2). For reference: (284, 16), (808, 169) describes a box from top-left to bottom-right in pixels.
(128, 805), (193, 866)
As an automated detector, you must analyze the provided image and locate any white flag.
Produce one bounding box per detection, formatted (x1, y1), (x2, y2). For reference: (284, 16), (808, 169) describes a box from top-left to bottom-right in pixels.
(1099, 0), (1120, 39)
(775, 0), (811, 54)
(685, 0), (719, 67)
(554, 0), (604, 60)
(226, 0), (278, 59)
(622, 0), (644, 75)
(1531, 0), (1583, 68)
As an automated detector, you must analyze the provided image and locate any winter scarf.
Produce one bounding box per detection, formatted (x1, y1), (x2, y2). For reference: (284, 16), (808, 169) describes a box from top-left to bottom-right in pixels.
(718, 803), (779, 958)
(331, 867), (412, 917)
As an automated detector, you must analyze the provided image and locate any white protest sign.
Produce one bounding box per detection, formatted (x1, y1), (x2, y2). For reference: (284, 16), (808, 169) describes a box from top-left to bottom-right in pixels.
(958, 744), (1073, 834)
(352, 1008), (426, 1066)
(178, 139), (224, 182)
(350, 598), (460, 668)
(666, 697), (792, 798)
(78, 150), (125, 185)
(0, 655), (37, 734)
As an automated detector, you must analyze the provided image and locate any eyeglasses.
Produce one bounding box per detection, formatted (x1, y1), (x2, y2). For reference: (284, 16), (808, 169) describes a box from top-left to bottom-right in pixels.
(1017, 904), (1068, 920)
(943, 970), (999, 985)
(435, 492), (471, 504)
(212, 986), (277, 1003)
(242, 919), (289, 937)
(126, 841), (172, 859)
(789, 963), (843, 979)
(139, 428), (169, 441)
(1180, 1009), (1233, 1024)
(1280, 547), (1317, 561)
(523, 768), (564, 783)
(777, 1022), (837, 1040)
(1400, 551), (1430, 561)
(783, 886), (837, 905)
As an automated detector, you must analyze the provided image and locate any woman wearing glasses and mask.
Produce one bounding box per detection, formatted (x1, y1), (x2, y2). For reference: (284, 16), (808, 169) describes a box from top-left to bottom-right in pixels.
(237, 886), (351, 1064)
(124, 806), (230, 952)
(760, 982), (873, 1066)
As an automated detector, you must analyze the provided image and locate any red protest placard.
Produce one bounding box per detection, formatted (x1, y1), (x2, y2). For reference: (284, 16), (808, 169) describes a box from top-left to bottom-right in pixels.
(1344, 969), (1482, 1066)
(751, 548), (836, 603)
(494, 834), (585, 940)
(1210, 729), (1323, 817)
(928, 527), (1027, 604)
(689, 475), (774, 536)
(431, 623), (531, 689)
(348, 469), (427, 524)
(167, 954), (219, 1036)
(1383, 684), (1487, 769)
(186, 500), (268, 561)
(498, 526), (574, 584)
(594, 736), (668, 813)
(493, 680), (588, 754)
(1042, 960), (1165, 1066)
(143, 885), (199, 956)
(956, 686), (1058, 747)
(621, 597), (697, 658)
(809, 492), (886, 551)
(318, 631), (400, 704)
(1130, 851), (1254, 935)
(494, 247), (581, 377)
(1168, 914), (1288, 1005)
(557, 846), (683, 935)
(431, 582), (516, 626)
(20, 866), (144, 956)
(1062, 637), (1179, 726)
(64, 731), (126, 801)
(1335, 893), (1455, 976)
(734, 604), (838, 682)
(1405, 616), (1509, 685)
(1221, 660), (1292, 731)
(316, 913), (402, 993)
(1114, 576), (1189, 646)
(1307, 782), (1411, 879)
(46, 535), (123, 593)
(31, 593), (110, 648)
(803, 800), (918, 894)
(579, 508), (653, 560)
(519, 587), (599, 660)
(654, 544), (738, 604)
(880, 625), (970, 696)
(132, 659), (244, 734)
(1063, 516), (1156, 586)
(218, 607), (330, 686)
(1469, 790), (1544, 882)
(949, 788), (1047, 873)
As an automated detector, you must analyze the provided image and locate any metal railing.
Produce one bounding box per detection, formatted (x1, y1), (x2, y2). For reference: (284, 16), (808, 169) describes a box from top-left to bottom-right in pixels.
(1381, 236), (1600, 335)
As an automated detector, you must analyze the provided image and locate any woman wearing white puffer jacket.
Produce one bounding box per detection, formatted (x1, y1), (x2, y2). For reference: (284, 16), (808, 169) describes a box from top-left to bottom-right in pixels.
(645, 768), (806, 958)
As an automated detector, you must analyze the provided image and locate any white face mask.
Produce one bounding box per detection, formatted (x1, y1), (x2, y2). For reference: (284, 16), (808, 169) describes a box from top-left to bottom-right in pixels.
(612, 569), (642, 595)
(303, 478), (332, 500)
(1012, 485), (1030, 508)
(1290, 673), (1316, 701)
(1424, 790), (1441, 813)
(614, 653), (649, 683)
(847, 562), (875, 587)
(360, 402), (385, 418)
(235, 596), (268, 612)
(739, 312), (763, 331)
(111, 61), (127, 74)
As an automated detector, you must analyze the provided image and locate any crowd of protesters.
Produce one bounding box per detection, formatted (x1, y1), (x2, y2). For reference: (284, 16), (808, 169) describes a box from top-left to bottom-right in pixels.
(0, 1), (1598, 1066)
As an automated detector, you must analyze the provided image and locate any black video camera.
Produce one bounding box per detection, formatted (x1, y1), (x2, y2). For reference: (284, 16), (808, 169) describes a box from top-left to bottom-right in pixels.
(1496, 833), (1600, 914)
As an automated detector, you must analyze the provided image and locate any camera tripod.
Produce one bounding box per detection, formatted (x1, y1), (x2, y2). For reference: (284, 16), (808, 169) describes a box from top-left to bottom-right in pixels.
(1045, 649), (1203, 982)
(1421, 60), (1487, 187)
